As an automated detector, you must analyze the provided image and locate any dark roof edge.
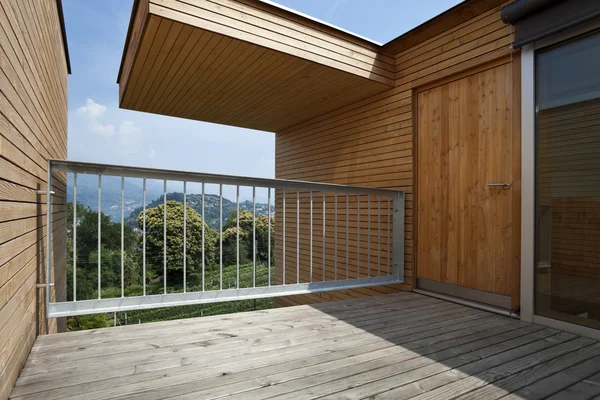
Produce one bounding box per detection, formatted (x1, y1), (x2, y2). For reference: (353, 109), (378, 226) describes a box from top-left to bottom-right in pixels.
(56, 0), (71, 74)
(500, 0), (562, 24)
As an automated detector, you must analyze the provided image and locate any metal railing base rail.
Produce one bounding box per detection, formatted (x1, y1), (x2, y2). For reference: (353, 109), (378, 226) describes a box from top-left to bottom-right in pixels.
(48, 275), (403, 318)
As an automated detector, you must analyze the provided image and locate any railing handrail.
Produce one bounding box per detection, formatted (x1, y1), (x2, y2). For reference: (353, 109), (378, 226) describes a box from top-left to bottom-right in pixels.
(50, 159), (398, 197)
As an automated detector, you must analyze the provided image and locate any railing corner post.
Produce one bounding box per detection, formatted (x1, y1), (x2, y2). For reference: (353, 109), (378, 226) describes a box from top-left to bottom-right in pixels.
(392, 192), (405, 282)
(45, 159), (53, 319)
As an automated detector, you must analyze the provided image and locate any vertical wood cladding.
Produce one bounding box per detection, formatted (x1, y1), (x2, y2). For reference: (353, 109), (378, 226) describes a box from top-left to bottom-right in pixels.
(0, 1), (68, 398)
(275, 2), (515, 306)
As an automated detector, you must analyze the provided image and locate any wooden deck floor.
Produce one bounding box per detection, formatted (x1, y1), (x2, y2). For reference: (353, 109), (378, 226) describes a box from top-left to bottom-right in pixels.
(10, 292), (600, 399)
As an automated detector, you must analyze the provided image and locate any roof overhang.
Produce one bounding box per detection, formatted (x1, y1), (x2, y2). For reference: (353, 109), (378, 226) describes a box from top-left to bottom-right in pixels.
(117, 0), (394, 132)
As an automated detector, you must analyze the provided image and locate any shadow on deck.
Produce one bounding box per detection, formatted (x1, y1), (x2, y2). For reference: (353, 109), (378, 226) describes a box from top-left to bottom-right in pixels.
(10, 292), (600, 399)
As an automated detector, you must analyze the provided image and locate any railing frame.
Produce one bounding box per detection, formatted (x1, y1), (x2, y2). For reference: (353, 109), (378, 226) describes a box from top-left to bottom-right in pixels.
(46, 159), (405, 318)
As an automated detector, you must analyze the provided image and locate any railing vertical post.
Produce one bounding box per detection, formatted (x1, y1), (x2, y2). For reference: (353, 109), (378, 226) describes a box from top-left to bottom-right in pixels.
(378, 197), (381, 277)
(163, 180), (167, 295)
(283, 189), (286, 285)
(346, 193), (349, 280)
(236, 185), (240, 289)
(253, 186), (256, 288)
(97, 175), (101, 299)
(219, 184), (223, 290)
(334, 193), (338, 280)
(367, 195), (371, 278)
(46, 161), (53, 315)
(73, 172), (77, 302)
(386, 199), (392, 275)
(357, 194), (360, 277)
(309, 191), (313, 283)
(142, 178), (146, 296)
(392, 192), (405, 280)
(322, 192), (325, 282)
(296, 191), (299, 284)
(201, 182), (205, 291)
(183, 181), (187, 293)
(266, 188), (271, 286)
(121, 176), (125, 297)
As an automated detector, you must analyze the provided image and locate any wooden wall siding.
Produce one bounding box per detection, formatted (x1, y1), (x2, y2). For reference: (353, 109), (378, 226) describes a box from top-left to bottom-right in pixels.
(0, 0), (68, 399)
(382, 0), (507, 55)
(275, 86), (414, 306)
(274, 2), (516, 306)
(117, 0), (393, 132)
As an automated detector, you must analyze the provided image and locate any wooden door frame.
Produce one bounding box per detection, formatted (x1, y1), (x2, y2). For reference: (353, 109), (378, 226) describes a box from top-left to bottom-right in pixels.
(412, 54), (522, 308)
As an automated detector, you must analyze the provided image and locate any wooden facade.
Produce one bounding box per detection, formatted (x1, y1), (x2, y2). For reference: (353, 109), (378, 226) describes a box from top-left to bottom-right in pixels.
(0, 1), (69, 398)
(275, 1), (520, 306)
(117, 0), (521, 306)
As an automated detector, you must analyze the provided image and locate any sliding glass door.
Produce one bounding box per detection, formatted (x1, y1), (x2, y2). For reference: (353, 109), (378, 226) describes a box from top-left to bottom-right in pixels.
(535, 31), (600, 329)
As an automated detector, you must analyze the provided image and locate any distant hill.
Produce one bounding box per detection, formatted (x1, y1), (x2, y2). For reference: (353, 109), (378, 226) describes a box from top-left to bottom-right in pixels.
(67, 174), (273, 228)
(124, 192), (272, 229)
(66, 175), (163, 221)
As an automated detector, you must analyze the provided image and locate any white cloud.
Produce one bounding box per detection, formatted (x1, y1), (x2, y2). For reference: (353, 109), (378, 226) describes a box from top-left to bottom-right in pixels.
(77, 98), (115, 136)
(78, 98), (106, 118)
(75, 98), (151, 158)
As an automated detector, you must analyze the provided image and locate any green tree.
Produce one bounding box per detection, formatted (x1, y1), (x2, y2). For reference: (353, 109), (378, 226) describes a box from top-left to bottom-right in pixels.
(139, 201), (218, 281)
(66, 202), (139, 301)
(220, 227), (249, 266)
(224, 210), (273, 263)
(67, 313), (109, 331)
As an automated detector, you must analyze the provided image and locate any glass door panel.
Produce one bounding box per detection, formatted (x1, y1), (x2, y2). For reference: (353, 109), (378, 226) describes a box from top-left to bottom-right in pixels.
(535, 31), (600, 329)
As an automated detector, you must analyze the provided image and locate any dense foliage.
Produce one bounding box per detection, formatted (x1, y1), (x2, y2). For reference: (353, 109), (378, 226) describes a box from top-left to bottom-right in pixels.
(138, 201), (218, 281)
(66, 197), (275, 331)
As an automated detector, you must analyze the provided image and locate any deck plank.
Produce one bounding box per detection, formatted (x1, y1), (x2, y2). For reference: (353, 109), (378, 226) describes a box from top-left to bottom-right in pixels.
(546, 370), (600, 400)
(455, 344), (600, 400)
(15, 306), (488, 399)
(9, 293), (600, 400)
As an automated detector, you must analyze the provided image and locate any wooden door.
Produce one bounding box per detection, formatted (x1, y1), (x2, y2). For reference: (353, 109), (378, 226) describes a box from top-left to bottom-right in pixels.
(417, 63), (516, 305)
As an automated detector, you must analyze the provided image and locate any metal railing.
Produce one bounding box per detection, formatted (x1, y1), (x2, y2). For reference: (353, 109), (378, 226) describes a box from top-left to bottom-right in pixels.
(46, 159), (405, 318)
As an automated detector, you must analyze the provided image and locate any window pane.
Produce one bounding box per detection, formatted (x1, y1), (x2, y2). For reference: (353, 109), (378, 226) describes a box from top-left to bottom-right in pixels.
(535, 31), (600, 329)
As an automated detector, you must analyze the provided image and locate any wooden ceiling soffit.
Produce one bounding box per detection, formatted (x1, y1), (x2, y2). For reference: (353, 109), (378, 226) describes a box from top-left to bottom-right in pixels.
(118, 0), (394, 132)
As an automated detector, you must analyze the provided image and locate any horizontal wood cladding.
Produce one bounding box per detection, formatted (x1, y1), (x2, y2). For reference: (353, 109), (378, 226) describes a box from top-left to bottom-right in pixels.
(274, 2), (514, 306)
(383, 0), (507, 55)
(118, 0), (393, 132)
(394, 2), (513, 86)
(0, 1), (68, 399)
(275, 87), (413, 305)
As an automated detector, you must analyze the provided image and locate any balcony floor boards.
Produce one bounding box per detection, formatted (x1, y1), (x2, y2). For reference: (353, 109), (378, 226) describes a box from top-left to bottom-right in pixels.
(10, 292), (600, 399)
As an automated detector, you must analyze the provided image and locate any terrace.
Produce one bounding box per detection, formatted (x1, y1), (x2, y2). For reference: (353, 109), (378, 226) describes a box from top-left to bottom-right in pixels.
(10, 158), (600, 399)
(5, 0), (600, 398)
(12, 293), (600, 399)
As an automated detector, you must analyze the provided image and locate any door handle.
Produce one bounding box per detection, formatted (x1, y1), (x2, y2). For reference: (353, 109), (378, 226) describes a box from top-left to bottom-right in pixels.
(487, 182), (511, 189)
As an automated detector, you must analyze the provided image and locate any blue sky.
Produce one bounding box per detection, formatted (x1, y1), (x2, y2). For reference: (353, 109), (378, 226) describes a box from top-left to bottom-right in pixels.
(63, 0), (461, 179)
